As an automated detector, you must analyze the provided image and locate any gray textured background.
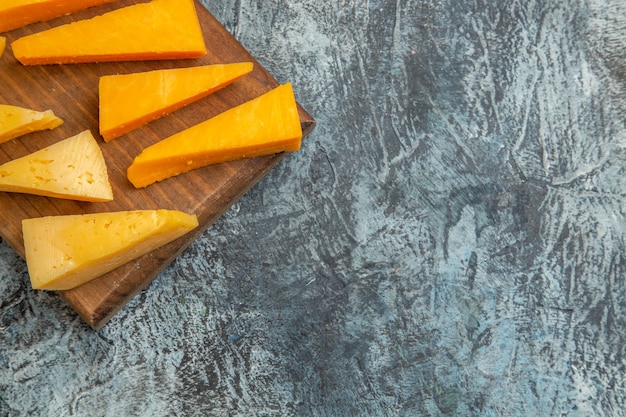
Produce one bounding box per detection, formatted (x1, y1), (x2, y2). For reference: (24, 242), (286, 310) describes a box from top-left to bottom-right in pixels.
(2, 0), (626, 416)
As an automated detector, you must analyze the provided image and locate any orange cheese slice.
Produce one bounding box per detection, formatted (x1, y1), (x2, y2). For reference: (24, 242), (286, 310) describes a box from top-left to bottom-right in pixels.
(0, 0), (118, 34)
(0, 104), (63, 143)
(0, 37), (5, 57)
(0, 130), (113, 201)
(23, 209), (199, 290)
(11, 0), (207, 65)
(99, 62), (253, 141)
(127, 83), (302, 188)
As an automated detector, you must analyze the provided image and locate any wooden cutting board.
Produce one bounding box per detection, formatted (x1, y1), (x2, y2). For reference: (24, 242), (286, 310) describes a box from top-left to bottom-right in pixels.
(0, 0), (315, 329)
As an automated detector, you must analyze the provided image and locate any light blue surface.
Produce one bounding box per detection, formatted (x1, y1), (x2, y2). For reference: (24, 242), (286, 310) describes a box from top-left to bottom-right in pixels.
(2, 0), (626, 415)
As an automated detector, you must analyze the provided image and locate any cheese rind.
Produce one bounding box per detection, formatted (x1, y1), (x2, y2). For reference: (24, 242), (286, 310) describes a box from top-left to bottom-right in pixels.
(127, 83), (303, 188)
(11, 0), (207, 65)
(0, 0), (118, 34)
(0, 104), (63, 143)
(23, 209), (199, 290)
(0, 130), (113, 201)
(99, 62), (253, 141)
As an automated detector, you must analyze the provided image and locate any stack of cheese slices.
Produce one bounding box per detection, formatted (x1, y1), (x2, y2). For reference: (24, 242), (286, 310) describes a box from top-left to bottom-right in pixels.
(0, 0), (303, 291)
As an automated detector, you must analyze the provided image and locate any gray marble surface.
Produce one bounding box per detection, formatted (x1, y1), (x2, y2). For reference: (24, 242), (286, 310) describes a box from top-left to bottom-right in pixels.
(2, 0), (626, 416)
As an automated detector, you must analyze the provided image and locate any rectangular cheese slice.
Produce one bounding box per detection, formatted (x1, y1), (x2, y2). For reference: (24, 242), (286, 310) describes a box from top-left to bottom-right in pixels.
(0, 130), (113, 201)
(99, 62), (253, 141)
(11, 0), (207, 65)
(23, 209), (199, 290)
(0, 104), (63, 143)
(127, 83), (303, 188)
(0, 37), (5, 57)
(0, 0), (118, 34)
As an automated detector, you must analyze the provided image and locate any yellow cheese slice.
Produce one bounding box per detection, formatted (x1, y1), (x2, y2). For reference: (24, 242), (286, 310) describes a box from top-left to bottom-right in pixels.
(23, 209), (199, 290)
(99, 62), (253, 141)
(127, 83), (303, 188)
(0, 37), (5, 57)
(0, 104), (63, 143)
(0, 0), (118, 34)
(0, 130), (113, 201)
(11, 0), (207, 65)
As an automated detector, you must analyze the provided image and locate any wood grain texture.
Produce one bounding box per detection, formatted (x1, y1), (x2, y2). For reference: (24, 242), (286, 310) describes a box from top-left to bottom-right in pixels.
(0, 0), (315, 329)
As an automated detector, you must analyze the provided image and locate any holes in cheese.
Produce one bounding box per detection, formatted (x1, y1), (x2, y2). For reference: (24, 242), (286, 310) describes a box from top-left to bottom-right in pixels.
(127, 83), (303, 188)
(23, 209), (199, 290)
(0, 104), (63, 143)
(11, 0), (207, 65)
(0, 0), (118, 34)
(99, 62), (253, 141)
(0, 130), (113, 201)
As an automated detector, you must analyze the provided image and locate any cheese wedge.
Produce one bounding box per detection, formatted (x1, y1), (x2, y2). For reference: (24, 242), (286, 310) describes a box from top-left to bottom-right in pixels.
(11, 0), (206, 65)
(23, 209), (199, 290)
(99, 62), (253, 141)
(0, 0), (118, 34)
(0, 37), (5, 57)
(127, 83), (302, 188)
(0, 130), (113, 201)
(0, 104), (63, 143)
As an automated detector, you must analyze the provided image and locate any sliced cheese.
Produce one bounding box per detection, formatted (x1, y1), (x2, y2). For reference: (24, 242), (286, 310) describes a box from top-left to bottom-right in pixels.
(0, 0), (118, 34)
(127, 83), (302, 188)
(99, 62), (253, 141)
(0, 104), (63, 143)
(0, 37), (5, 57)
(12, 0), (207, 65)
(0, 130), (113, 201)
(23, 209), (199, 290)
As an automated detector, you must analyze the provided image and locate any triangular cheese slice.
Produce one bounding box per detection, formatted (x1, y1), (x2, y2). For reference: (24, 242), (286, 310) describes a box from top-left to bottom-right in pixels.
(99, 62), (253, 141)
(0, 0), (118, 34)
(127, 83), (303, 188)
(11, 0), (206, 65)
(0, 37), (5, 57)
(0, 130), (113, 201)
(0, 104), (63, 143)
(23, 209), (199, 290)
